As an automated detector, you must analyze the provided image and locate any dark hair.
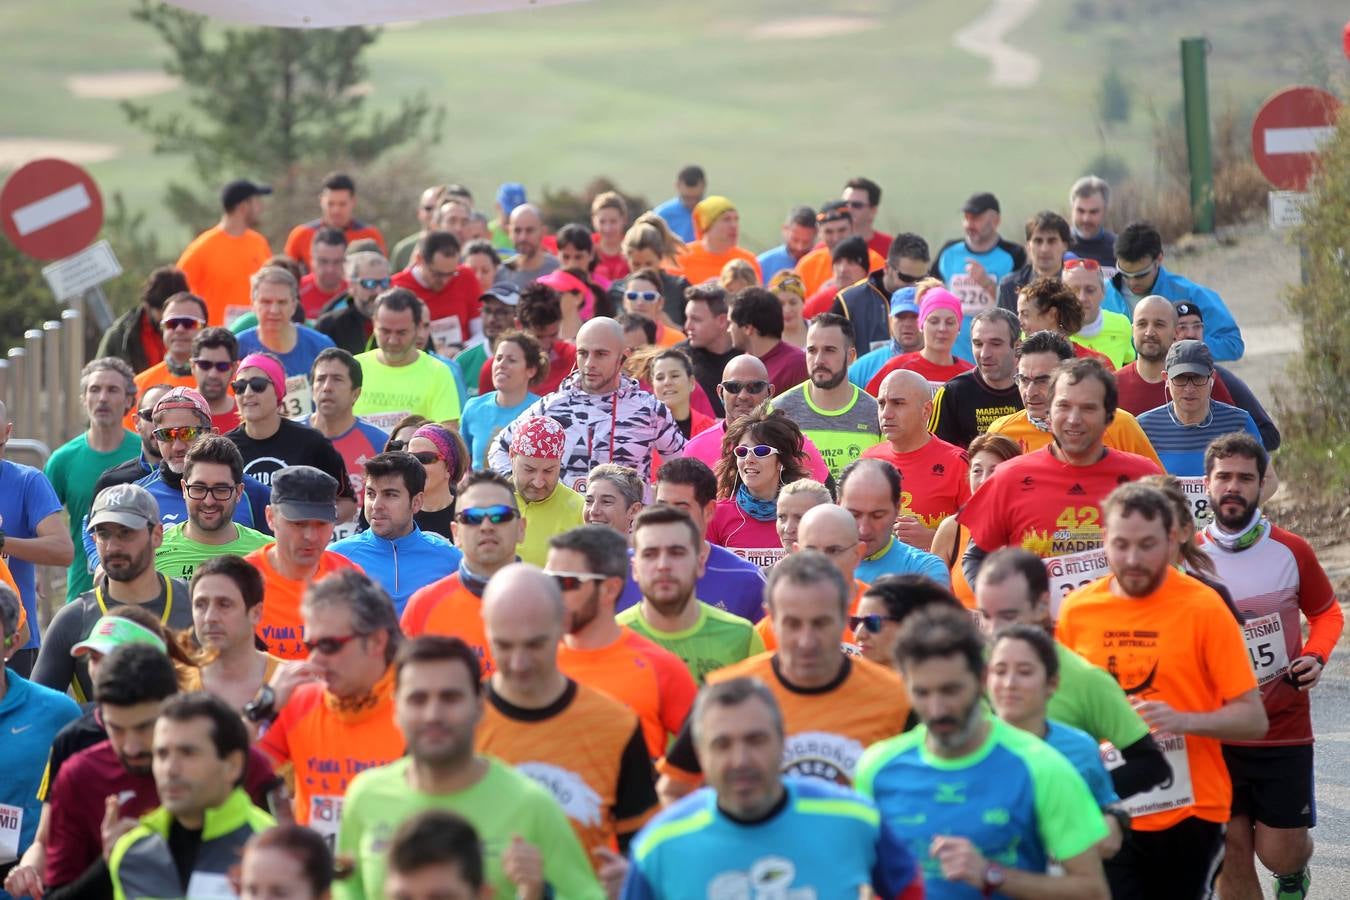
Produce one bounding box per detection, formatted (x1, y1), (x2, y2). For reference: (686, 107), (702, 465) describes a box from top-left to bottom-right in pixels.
(394, 635), (482, 694)
(627, 267), (665, 291)
(844, 177), (882, 207)
(677, 165), (705, 186)
(301, 570), (403, 665)
(555, 223), (594, 254)
(183, 434), (244, 484)
(456, 468), (517, 503)
(1114, 222), (1163, 262)
(1048, 357), (1118, 422)
(766, 549), (850, 614)
(971, 307), (1021, 344)
(158, 692), (250, 774)
(310, 346), (363, 389)
(1203, 431), (1268, 481)
(838, 457), (902, 507)
(419, 230), (461, 263)
(1015, 329), (1074, 360)
(142, 267), (190, 312)
(632, 504), (703, 553)
(863, 574), (962, 623)
(656, 457), (718, 508)
(893, 605), (987, 677)
(549, 525), (631, 580)
(617, 313), (658, 345)
(517, 283), (562, 329)
(716, 408), (809, 498)
(322, 172), (356, 193)
(1024, 210), (1071, 244)
(887, 232), (930, 265)
(728, 287), (785, 339)
(463, 239), (501, 266)
(976, 547), (1049, 600)
(244, 826), (334, 895)
(809, 311), (855, 345)
(192, 327), (239, 361)
(817, 199), (851, 224)
(494, 330), (548, 387)
(1020, 276), (1083, 334)
(830, 235), (869, 270)
(786, 205), (818, 228)
(374, 287), (424, 326)
(387, 810), (484, 888)
(1102, 482), (1175, 535)
(163, 291), (209, 322)
(568, 266), (615, 319)
(365, 451), (428, 497)
(684, 283), (728, 317)
(192, 554), (265, 611)
(991, 623), (1059, 680)
(690, 677), (784, 746)
(384, 415), (430, 451)
(94, 636), (182, 707)
(312, 227), (347, 251)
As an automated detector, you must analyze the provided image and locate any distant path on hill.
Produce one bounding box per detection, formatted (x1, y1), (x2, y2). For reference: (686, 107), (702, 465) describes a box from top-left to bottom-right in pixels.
(952, 0), (1041, 88)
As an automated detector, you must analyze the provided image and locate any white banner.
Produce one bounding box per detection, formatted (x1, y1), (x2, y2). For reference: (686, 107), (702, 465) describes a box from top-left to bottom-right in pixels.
(164, 0), (585, 28)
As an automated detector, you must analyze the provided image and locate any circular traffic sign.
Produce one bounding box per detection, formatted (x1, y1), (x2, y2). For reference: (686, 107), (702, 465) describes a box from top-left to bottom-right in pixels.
(1250, 87), (1342, 192)
(0, 158), (104, 261)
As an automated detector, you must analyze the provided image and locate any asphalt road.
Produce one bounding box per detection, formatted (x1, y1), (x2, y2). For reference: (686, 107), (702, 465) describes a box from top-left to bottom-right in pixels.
(1300, 679), (1350, 897)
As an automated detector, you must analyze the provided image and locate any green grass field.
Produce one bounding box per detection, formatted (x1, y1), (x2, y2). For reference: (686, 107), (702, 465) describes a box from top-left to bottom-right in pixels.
(0, 0), (1343, 250)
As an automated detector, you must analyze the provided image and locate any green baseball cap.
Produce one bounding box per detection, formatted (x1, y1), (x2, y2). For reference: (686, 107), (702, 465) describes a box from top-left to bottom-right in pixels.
(71, 615), (167, 658)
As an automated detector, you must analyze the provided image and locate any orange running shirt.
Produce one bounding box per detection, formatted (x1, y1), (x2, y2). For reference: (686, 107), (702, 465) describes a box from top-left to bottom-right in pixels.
(960, 446), (1161, 558)
(661, 652), (910, 787)
(862, 436), (972, 528)
(794, 245), (884, 297)
(556, 627), (697, 758)
(675, 242), (761, 286)
(176, 225), (273, 326)
(476, 680), (658, 860)
(246, 546), (362, 660)
(755, 580), (868, 652)
(284, 220), (386, 272)
(400, 572), (494, 677)
(257, 668), (404, 844)
(1056, 568), (1258, 830)
(985, 408), (1163, 468)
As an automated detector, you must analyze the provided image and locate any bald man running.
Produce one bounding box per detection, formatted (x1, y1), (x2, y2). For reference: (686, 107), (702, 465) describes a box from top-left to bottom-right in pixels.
(489, 318), (685, 492)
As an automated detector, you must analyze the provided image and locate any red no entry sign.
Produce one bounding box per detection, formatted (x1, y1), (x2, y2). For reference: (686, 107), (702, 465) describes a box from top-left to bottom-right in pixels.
(0, 158), (104, 261)
(1251, 87), (1342, 192)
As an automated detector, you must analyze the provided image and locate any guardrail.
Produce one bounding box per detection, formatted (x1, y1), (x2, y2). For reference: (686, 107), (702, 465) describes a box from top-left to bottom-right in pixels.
(0, 305), (86, 451)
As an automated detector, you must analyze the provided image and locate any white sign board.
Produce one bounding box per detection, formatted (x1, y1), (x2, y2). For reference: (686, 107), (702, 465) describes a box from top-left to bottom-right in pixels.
(1268, 191), (1306, 230)
(41, 240), (122, 299)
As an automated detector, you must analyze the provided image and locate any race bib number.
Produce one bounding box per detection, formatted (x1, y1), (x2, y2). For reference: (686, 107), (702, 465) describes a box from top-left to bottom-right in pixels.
(330, 519), (360, 543)
(1044, 546), (1110, 619)
(728, 547), (786, 568)
(0, 802), (21, 864)
(1102, 731), (1193, 818)
(1176, 476), (1213, 526)
(308, 795), (344, 849)
(357, 410), (412, 433)
(282, 374), (313, 420)
(1242, 612), (1290, 687)
(948, 273), (993, 318)
(183, 872), (236, 899)
(429, 316), (464, 357)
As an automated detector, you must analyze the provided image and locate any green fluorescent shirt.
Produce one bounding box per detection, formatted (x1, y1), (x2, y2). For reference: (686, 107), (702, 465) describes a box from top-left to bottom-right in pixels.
(1049, 642), (1150, 750)
(45, 430), (142, 599)
(1072, 309), (1136, 368)
(768, 382), (881, 477)
(351, 351), (463, 432)
(154, 521), (273, 581)
(616, 601), (764, 684)
(516, 485), (584, 568)
(335, 756), (603, 900)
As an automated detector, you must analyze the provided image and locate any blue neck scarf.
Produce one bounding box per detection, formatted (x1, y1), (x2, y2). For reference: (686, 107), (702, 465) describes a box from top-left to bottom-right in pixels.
(735, 483), (778, 522)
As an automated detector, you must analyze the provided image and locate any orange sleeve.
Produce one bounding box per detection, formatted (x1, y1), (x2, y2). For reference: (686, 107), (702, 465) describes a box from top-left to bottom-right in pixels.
(1284, 533), (1343, 661)
(867, 249), (885, 272)
(283, 225), (312, 267)
(400, 586), (434, 636)
(754, 616), (778, 652)
(653, 650), (697, 740)
(1108, 412), (1164, 468)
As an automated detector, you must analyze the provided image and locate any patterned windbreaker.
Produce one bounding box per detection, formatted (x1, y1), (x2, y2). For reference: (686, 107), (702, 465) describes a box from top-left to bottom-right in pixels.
(489, 373), (685, 492)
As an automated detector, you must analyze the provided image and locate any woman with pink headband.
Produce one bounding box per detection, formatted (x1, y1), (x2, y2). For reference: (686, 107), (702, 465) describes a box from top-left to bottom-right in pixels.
(403, 423), (468, 540)
(865, 282), (974, 393)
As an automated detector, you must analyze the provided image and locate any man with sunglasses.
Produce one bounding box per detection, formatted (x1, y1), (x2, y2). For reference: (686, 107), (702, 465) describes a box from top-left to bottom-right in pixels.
(1063, 256), (1135, 368)
(401, 470), (528, 676)
(675, 284), (738, 419)
(550, 525), (697, 760)
(94, 383), (173, 495)
(47, 358), (143, 600)
(124, 292), (209, 429)
(1109, 222), (1244, 360)
(834, 231), (931, 359)
(33, 484), (191, 704)
(316, 250), (392, 354)
(190, 326), (242, 433)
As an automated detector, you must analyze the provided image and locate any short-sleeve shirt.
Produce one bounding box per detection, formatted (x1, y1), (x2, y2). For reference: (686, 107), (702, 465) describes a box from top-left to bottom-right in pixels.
(676, 242), (761, 286)
(929, 370), (1023, 448)
(246, 547), (362, 659)
(460, 391), (539, 468)
(758, 339), (809, 395)
(706, 499), (783, 566)
(856, 715), (1107, 898)
(176, 225), (272, 326)
(1056, 568), (1259, 829)
(351, 351), (463, 432)
(1113, 362), (1235, 416)
(931, 237), (1027, 364)
(862, 436), (971, 528)
(866, 352), (974, 393)
(400, 570), (494, 676)
(226, 417), (353, 499)
(390, 265), (482, 356)
(616, 544), (767, 624)
(0, 671), (79, 864)
(1049, 643), (1150, 751)
(615, 601), (763, 684)
(1136, 400), (1261, 477)
(319, 417), (389, 500)
(155, 521), (272, 581)
(960, 447), (1161, 557)
(768, 383), (881, 478)
(855, 536), (950, 586)
(1044, 719), (1120, 809)
(236, 326), (336, 417)
(0, 460), (65, 649)
(985, 408), (1163, 467)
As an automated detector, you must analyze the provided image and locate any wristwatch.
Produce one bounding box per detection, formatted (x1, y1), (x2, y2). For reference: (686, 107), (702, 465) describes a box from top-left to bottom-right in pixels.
(982, 862), (1006, 896)
(243, 684), (278, 724)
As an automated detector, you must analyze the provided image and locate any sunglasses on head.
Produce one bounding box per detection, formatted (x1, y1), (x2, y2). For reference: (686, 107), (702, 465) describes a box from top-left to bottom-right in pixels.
(358, 277), (392, 290)
(543, 570), (608, 591)
(193, 359), (233, 373)
(153, 425), (210, 443)
(411, 450), (442, 465)
(302, 633), (362, 656)
(625, 290), (659, 302)
(230, 377), (272, 395)
(454, 505), (519, 526)
(720, 379), (768, 395)
(733, 444), (779, 459)
(1061, 258), (1101, 272)
(162, 316), (203, 331)
(849, 614), (900, 634)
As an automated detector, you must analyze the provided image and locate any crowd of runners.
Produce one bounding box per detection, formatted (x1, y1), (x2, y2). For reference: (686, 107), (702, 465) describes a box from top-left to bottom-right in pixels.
(0, 164), (1337, 899)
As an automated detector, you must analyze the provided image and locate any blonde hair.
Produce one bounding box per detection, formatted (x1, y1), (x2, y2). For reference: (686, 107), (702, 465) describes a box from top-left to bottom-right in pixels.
(623, 212), (686, 264)
(591, 191), (628, 219)
(778, 478), (832, 506)
(719, 259), (758, 293)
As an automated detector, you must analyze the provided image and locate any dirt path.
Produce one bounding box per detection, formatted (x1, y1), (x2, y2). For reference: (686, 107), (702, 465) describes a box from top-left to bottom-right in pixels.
(951, 0), (1041, 88)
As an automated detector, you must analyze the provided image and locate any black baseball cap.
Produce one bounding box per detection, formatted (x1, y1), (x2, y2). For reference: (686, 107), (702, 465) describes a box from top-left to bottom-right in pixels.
(222, 179), (273, 212)
(962, 192), (1000, 215)
(1174, 301), (1203, 321)
(270, 466), (338, 523)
